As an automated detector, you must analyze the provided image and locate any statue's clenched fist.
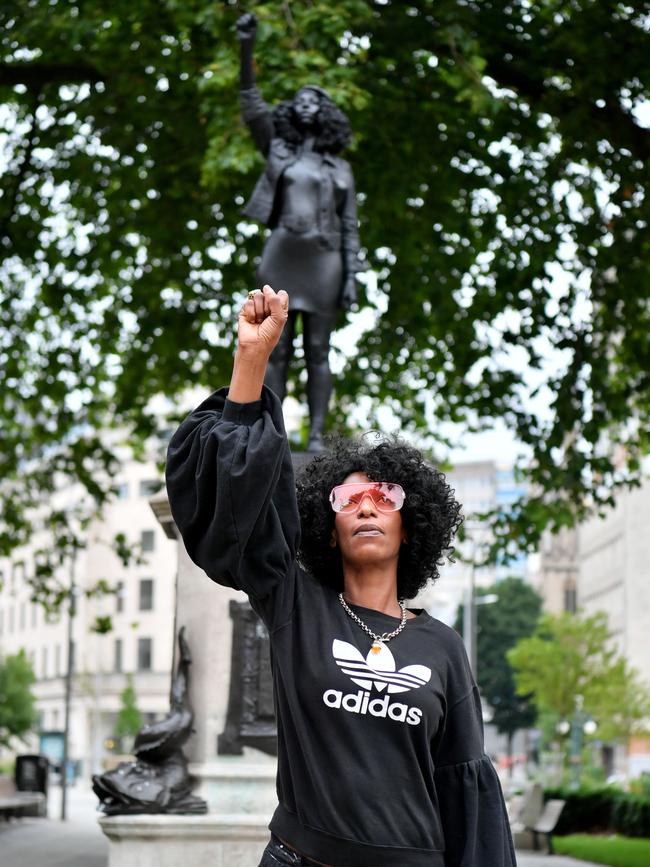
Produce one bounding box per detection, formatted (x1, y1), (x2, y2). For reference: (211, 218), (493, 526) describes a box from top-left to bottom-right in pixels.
(236, 12), (257, 43)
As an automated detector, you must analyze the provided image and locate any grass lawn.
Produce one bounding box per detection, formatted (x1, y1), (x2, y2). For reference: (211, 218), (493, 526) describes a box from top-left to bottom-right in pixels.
(553, 835), (650, 867)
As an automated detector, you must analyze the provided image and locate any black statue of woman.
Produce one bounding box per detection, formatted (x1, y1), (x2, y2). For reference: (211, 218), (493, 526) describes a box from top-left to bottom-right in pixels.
(237, 12), (362, 452)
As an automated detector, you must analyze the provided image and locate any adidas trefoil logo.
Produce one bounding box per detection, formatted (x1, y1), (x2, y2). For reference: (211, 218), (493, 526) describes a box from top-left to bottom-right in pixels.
(332, 639), (432, 694)
(322, 640), (432, 727)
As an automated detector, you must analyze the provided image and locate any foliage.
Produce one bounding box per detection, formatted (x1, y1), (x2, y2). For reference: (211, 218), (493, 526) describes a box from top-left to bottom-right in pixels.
(114, 674), (142, 742)
(454, 576), (542, 743)
(0, 650), (38, 748)
(546, 786), (650, 838)
(2, 0), (650, 590)
(630, 773), (650, 799)
(508, 611), (650, 746)
(545, 786), (626, 836)
(613, 796), (650, 839)
(554, 834), (650, 867)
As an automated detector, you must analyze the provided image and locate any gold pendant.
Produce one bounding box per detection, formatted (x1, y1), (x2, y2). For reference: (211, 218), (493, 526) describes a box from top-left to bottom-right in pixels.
(371, 641), (383, 654)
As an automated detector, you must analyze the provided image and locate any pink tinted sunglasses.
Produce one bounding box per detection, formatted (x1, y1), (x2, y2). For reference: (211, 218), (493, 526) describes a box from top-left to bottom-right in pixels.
(329, 482), (406, 514)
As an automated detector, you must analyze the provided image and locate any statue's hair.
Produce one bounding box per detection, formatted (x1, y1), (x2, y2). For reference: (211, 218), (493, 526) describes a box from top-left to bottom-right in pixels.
(272, 90), (352, 154)
(295, 435), (463, 599)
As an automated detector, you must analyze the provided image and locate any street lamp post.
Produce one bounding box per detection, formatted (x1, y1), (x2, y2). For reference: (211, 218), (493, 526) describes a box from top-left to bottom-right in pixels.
(60, 546), (77, 821)
(462, 552), (498, 678)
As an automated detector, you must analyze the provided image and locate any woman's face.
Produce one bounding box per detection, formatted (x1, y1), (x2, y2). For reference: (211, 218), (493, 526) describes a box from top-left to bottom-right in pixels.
(331, 472), (407, 571)
(293, 88), (320, 128)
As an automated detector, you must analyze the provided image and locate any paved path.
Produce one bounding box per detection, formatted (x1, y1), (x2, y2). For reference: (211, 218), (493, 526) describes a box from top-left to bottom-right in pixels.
(517, 854), (600, 867)
(0, 783), (108, 867)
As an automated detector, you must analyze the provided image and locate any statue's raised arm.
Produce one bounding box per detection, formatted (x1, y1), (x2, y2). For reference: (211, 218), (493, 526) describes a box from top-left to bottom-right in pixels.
(236, 12), (257, 88)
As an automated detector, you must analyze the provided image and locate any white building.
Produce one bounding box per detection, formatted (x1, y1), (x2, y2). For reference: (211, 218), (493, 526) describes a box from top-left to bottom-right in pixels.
(0, 459), (176, 778)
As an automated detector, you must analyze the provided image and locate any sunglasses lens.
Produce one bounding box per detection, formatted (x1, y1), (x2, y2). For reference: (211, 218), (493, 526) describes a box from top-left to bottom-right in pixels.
(330, 483), (405, 513)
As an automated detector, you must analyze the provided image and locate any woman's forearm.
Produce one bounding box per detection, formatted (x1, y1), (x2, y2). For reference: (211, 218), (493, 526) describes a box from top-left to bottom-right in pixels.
(229, 347), (268, 404)
(229, 285), (288, 403)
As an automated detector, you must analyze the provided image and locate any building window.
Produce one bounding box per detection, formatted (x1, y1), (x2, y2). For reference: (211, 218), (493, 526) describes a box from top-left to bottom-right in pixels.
(41, 647), (48, 679)
(564, 581), (577, 614)
(55, 644), (61, 676)
(114, 638), (123, 673)
(0, 608), (3, 636)
(116, 482), (130, 500)
(140, 530), (155, 553)
(139, 479), (161, 498)
(116, 581), (124, 613)
(137, 637), (152, 671)
(19, 602), (26, 630)
(31, 604), (37, 628)
(139, 579), (154, 611)
(8, 606), (14, 633)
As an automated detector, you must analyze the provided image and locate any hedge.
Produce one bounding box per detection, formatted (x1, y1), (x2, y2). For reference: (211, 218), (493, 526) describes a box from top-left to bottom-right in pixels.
(544, 788), (650, 838)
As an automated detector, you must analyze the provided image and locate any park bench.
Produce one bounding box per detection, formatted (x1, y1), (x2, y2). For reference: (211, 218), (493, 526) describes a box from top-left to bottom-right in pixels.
(509, 782), (543, 850)
(0, 775), (46, 820)
(526, 798), (566, 854)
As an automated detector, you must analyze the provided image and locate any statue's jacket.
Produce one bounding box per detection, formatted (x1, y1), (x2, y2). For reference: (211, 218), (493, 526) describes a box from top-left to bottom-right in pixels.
(166, 387), (517, 867)
(239, 86), (363, 280)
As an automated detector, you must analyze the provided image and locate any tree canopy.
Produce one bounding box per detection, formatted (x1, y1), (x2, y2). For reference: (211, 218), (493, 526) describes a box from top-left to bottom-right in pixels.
(2, 0), (650, 565)
(0, 650), (38, 748)
(508, 610), (650, 745)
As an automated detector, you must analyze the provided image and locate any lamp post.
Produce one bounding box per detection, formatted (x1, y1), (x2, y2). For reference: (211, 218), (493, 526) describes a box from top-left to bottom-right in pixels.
(557, 694), (597, 790)
(61, 546), (78, 821)
(461, 550), (498, 677)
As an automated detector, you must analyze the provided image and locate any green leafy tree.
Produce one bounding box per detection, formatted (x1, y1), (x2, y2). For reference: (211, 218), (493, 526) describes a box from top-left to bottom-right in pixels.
(455, 577), (542, 762)
(114, 674), (142, 750)
(2, 1), (650, 597)
(0, 650), (38, 748)
(508, 611), (650, 760)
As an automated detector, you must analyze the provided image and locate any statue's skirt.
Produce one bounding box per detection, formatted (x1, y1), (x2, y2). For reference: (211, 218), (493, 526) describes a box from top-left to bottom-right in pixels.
(257, 227), (342, 315)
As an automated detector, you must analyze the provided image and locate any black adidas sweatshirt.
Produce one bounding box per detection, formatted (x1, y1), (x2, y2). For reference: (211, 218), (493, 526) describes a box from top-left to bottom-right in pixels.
(166, 386), (517, 867)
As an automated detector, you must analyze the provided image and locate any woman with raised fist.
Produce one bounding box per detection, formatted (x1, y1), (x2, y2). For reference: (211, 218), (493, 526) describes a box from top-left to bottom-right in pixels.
(166, 285), (516, 866)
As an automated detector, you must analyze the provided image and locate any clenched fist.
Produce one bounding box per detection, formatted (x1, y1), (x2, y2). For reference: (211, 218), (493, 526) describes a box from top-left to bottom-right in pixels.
(238, 284), (289, 357)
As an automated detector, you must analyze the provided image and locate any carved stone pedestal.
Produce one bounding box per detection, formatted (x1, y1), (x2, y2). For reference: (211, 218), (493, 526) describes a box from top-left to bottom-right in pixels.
(100, 813), (270, 867)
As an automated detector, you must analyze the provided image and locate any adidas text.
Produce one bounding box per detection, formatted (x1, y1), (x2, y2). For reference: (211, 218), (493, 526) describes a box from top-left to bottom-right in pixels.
(323, 688), (423, 726)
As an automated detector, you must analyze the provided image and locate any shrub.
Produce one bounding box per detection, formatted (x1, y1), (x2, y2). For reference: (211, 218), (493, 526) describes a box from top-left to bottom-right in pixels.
(613, 795), (650, 838)
(545, 787), (624, 835)
(544, 787), (650, 838)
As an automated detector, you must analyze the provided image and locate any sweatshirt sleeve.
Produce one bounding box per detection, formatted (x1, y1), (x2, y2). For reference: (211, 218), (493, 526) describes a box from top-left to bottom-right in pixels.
(165, 385), (301, 629)
(432, 644), (517, 866)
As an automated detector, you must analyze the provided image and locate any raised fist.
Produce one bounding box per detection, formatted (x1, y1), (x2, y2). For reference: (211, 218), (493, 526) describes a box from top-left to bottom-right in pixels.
(236, 12), (258, 43)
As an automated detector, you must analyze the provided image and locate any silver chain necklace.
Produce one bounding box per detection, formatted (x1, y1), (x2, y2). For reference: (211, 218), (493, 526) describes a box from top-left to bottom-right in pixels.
(338, 592), (408, 654)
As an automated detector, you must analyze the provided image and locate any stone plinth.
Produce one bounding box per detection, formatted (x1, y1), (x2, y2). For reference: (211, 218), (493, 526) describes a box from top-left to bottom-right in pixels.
(100, 813), (269, 867)
(189, 755), (276, 814)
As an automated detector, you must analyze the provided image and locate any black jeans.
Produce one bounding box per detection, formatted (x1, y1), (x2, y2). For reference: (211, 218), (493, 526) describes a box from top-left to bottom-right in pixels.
(258, 834), (322, 866)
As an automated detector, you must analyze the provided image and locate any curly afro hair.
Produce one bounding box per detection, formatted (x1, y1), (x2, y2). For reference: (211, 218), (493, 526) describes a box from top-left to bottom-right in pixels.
(296, 436), (463, 600)
(272, 89), (352, 154)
